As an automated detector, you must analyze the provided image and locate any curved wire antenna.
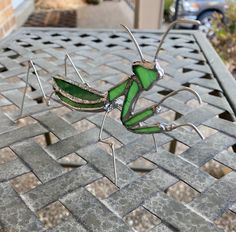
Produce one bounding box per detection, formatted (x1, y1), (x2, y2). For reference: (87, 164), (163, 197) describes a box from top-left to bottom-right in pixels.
(121, 24), (145, 62)
(156, 87), (202, 107)
(64, 52), (86, 84)
(154, 19), (201, 60)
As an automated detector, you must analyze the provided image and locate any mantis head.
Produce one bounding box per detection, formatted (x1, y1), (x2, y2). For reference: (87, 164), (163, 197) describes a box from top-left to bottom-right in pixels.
(121, 19), (200, 88)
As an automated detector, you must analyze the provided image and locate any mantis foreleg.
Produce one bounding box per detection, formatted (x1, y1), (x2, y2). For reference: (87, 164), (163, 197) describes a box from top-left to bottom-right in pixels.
(122, 86), (204, 151)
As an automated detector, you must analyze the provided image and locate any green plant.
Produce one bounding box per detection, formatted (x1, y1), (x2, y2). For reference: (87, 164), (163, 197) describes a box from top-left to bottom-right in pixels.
(210, 0), (236, 76)
(165, 0), (173, 11)
(164, 0), (173, 18)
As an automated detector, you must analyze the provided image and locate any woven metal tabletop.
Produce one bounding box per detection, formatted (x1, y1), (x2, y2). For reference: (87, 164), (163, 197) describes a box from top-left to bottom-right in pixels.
(0, 28), (236, 232)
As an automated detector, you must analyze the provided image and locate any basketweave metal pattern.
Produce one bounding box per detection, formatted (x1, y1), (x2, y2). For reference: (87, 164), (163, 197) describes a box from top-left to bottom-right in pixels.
(0, 28), (236, 232)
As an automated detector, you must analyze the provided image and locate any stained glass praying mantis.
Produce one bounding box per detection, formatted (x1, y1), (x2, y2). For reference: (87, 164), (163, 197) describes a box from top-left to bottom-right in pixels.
(19, 19), (204, 185)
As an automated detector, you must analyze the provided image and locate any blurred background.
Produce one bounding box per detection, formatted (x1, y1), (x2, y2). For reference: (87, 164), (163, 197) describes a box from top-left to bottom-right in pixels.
(0, 0), (235, 76)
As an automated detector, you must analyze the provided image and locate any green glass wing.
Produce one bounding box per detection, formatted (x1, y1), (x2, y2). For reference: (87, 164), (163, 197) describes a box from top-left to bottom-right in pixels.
(53, 76), (104, 102)
(133, 66), (157, 90)
(56, 92), (105, 112)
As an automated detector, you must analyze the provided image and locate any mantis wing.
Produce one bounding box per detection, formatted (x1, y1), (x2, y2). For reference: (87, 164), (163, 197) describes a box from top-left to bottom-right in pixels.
(53, 75), (107, 112)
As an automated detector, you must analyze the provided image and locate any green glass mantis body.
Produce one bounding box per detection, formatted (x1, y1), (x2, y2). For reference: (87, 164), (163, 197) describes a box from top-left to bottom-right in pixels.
(19, 19), (204, 185)
(53, 60), (165, 134)
(52, 20), (204, 138)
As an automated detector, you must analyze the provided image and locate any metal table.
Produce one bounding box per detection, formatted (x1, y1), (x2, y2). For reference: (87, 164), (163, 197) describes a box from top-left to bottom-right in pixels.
(0, 28), (236, 232)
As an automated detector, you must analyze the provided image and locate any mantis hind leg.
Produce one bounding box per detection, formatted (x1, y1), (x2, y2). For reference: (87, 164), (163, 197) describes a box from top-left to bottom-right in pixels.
(19, 60), (48, 119)
(64, 52), (88, 85)
(98, 110), (118, 186)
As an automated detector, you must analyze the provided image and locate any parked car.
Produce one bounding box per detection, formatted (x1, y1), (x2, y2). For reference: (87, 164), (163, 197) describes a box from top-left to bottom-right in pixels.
(169, 0), (228, 33)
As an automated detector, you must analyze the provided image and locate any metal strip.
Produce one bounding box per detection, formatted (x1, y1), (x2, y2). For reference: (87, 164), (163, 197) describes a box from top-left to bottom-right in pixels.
(194, 31), (236, 116)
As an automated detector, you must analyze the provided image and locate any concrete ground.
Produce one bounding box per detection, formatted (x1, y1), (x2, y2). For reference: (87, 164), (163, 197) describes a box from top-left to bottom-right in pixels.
(25, 0), (169, 30)
(77, 0), (134, 29)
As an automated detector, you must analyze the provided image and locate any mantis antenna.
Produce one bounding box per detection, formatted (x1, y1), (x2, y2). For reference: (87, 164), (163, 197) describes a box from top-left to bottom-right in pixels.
(121, 24), (145, 62)
(154, 19), (201, 60)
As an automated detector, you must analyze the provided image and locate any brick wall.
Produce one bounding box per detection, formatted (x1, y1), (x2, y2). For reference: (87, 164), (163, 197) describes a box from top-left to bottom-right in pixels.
(0, 0), (16, 38)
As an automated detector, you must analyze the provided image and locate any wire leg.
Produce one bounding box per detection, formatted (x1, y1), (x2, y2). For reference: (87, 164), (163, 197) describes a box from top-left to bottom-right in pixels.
(172, 123), (204, 140)
(65, 57), (67, 78)
(19, 60), (48, 119)
(156, 87), (202, 108)
(152, 134), (158, 152)
(30, 60), (47, 101)
(19, 62), (31, 117)
(161, 122), (204, 140)
(64, 52), (87, 84)
(46, 91), (55, 106)
(98, 111), (118, 186)
(111, 143), (117, 186)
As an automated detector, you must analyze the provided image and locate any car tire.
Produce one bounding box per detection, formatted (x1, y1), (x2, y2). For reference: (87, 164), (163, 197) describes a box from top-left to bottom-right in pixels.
(198, 11), (222, 36)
